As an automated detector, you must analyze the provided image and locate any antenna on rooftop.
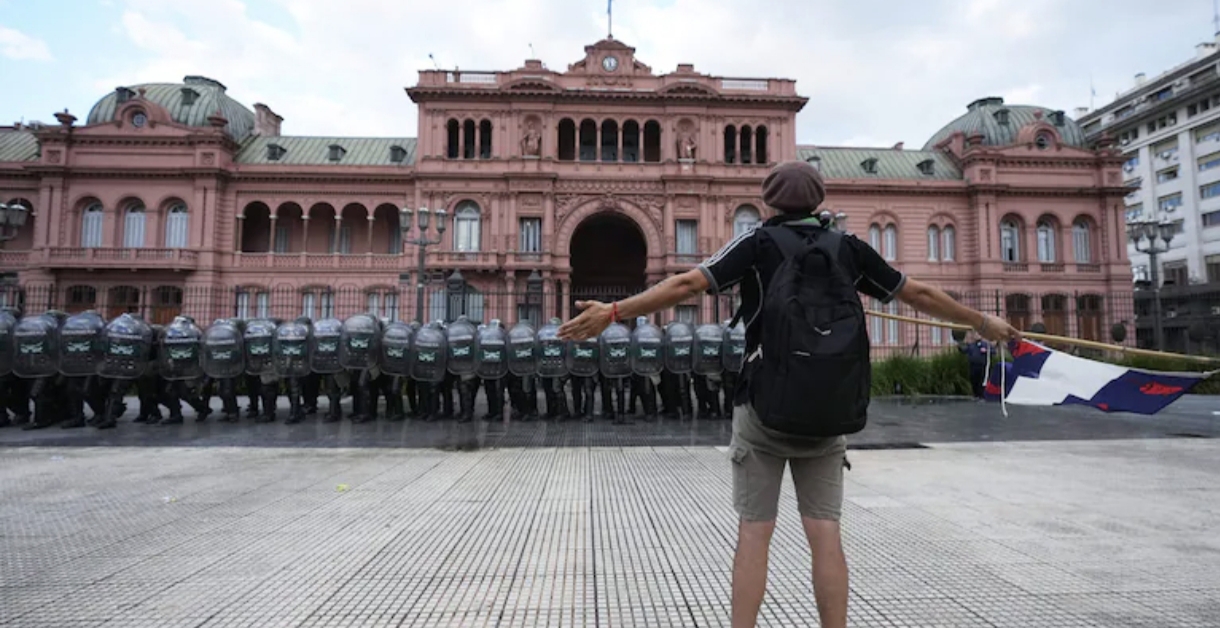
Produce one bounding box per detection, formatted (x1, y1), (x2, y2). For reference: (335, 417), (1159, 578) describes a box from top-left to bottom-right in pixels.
(428, 53), (441, 70)
(529, 42), (536, 58)
(1214, 0), (1219, 36)
(607, 0), (614, 38)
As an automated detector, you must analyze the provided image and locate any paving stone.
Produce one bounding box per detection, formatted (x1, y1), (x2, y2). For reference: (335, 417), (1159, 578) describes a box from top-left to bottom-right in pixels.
(2, 437), (1219, 626)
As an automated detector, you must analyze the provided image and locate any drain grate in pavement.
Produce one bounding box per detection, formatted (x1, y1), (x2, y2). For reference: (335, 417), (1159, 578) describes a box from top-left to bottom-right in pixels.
(848, 442), (929, 450)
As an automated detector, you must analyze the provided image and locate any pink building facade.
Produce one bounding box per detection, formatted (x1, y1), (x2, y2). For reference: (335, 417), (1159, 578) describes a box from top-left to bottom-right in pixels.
(0, 39), (1132, 345)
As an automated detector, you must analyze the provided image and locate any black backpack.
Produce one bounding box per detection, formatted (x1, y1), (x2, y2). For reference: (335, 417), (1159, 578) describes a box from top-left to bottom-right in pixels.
(746, 224), (871, 437)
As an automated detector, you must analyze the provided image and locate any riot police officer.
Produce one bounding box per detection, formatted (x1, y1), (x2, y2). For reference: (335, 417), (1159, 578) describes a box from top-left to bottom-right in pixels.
(536, 318), (569, 421)
(476, 319), (509, 422)
(630, 316), (664, 423)
(446, 316), (478, 423)
(506, 321), (539, 422)
(599, 322), (633, 424)
(409, 321), (448, 421)
(202, 318), (245, 422)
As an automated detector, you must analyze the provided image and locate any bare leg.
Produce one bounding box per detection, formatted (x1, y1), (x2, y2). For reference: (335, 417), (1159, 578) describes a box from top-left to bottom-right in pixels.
(731, 519), (776, 628)
(801, 517), (848, 628)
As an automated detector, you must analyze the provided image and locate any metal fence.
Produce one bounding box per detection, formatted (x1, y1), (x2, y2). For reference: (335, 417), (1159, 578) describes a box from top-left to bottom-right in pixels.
(0, 282), (1145, 358)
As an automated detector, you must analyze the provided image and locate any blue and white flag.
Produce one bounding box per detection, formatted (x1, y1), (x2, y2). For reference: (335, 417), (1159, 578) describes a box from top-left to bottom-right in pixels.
(984, 340), (1216, 415)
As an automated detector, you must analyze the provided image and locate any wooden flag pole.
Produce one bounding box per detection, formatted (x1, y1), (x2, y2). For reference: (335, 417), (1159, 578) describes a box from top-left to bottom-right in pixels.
(865, 310), (1220, 365)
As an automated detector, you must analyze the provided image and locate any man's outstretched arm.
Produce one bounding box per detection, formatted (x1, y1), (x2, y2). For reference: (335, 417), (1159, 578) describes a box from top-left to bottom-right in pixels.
(895, 278), (1020, 344)
(557, 268), (709, 340)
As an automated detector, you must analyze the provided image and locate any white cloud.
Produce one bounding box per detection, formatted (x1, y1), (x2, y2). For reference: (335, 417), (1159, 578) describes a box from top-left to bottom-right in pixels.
(0, 25), (53, 62)
(90, 0), (1205, 147)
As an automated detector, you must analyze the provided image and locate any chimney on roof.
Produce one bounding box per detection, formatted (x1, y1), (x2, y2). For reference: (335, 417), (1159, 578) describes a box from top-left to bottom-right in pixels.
(253, 103), (282, 137)
(1197, 42), (1217, 59)
(1134, 72), (1147, 87)
(892, 141), (904, 150)
(1074, 106), (1089, 118)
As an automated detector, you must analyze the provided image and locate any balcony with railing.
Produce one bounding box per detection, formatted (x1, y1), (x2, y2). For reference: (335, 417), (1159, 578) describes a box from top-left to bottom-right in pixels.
(0, 250), (31, 269)
(46, 247), (199, 271)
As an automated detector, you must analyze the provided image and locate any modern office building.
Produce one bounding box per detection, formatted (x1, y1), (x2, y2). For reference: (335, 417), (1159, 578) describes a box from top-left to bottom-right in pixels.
(1079, 35), (1220, 351)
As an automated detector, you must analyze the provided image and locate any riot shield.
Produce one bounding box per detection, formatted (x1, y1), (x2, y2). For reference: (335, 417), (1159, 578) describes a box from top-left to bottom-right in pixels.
(722, 322), (746, 373)
(310, 318), (344, 375)
(160, 316), (204, 381)
(243, 319), (277, 377)
(273, 320), (312, 378)
(664, 321), (695, 375)
(694, 323), (725, 376)
(630, 319), (665, 377)
(446, 317), (477, 376)
(506, 322), (537, 377)
(380, 321), (414, 377)
(201, 319), (245, 379)
(58, 311), (105, 377)
(536, 320), (567, 379)
(0, 309), (15, 377)
(566, 337), (600, 378)
(599, 322), (632, 379)
(13, 314), (59, 379)
(98, 313), (153, 380)
(340, 313), (380, 371)
(409, 322), (448, 383)
(475, 323), (509, 380)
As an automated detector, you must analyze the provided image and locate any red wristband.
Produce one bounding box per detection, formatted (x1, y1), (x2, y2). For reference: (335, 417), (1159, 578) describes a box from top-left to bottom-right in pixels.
(610, 302), (619, 323)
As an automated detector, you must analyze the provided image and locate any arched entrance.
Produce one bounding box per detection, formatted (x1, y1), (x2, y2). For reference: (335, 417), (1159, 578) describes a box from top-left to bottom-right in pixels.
(570, 212), (647, 307)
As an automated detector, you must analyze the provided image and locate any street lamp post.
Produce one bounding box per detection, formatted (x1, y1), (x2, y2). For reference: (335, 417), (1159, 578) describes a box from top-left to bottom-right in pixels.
(0, 203), (31, 242)
(1127, 218), (1176, 351)
(400, 206), (448, 323)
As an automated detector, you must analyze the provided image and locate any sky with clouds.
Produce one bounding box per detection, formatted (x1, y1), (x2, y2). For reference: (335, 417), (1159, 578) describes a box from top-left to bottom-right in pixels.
(0, 0), (1212, 147)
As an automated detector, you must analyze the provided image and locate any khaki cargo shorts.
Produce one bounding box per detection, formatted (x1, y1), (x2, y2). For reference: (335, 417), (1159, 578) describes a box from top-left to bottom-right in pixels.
(729, 404), (848, 522)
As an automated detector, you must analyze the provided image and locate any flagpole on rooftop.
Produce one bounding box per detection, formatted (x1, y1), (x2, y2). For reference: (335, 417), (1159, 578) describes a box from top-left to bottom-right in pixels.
(866, 310), (1220, 365)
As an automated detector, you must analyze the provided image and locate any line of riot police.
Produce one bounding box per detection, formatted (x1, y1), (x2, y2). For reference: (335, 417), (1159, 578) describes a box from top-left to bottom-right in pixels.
(0, 306), (746, 429)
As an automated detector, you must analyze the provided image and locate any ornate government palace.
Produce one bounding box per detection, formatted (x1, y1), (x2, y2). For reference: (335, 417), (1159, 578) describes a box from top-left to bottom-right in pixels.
(0, 38), (1133, 343)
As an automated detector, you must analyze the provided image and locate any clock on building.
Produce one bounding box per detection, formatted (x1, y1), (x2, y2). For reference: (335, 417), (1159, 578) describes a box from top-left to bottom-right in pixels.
(602, 55), (619, 72)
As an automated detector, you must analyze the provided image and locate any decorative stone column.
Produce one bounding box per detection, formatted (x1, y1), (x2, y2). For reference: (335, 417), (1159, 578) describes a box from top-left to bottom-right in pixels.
(300, 215), (310, 254)
(235, 214), (245, 253)
(333, 214), (342, 254)
(504, 274), (517, 323)
(366, 214), (375, 255)
(267, 215), (277, 256)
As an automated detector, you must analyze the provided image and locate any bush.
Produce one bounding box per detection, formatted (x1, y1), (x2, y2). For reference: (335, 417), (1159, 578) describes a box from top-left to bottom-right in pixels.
(869, 348), (1219, 396)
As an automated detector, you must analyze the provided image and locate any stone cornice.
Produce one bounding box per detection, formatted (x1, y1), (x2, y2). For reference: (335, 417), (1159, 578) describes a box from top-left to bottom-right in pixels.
(406, 87), (808, 111)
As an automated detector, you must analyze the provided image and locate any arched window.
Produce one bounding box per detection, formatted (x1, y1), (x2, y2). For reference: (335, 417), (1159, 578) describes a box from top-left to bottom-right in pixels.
(1072, 219), (1092, 263)
(740, 125), (754, 164)
(453, 202), (481, 252)
(429, 284), (485, 323)
(478, 119), (492, 159)
(123, 203), (146, 248)
(1000, 220), (1021, 262)
(81, 203), (104, 248)
(165, 203), (188, 248)
(643, 120), (662, 163)
(578, 119), (597, 161)
(557, 118), (576, 161)
(927, 226), (941, 261)
(1036, 219), (1057, 263)
(882, 224), (897, 261)
(622, 120), (640, 163)
(600, 119), (618, 161)
(446, 119), (460, 159)
(756, 126), (769, 164)
(733, 205), (761, 237)
(942, 226), (956, 261)
(868, 223), (881, 251)
(462, 120), (476, 159)
(724, 126), (737, 163)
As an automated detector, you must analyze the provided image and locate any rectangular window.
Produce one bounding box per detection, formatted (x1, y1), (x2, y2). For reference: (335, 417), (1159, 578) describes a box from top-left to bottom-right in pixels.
(1199, 153), (1220, 171)
(302, 292), (316, 319)
(1125, 204), (1144, 222)
(256, 292), (269, 318)
(388, 228), (402, 254)
(123, 212), (145, 248)
(930, 324), (942, 346)
(676, 220), (698, 255)
(1164, 263), (1188, 287)
(885, 302), (899, 345)
(236, 291), (250, 320)
(384, 293), (398, 321)
(165, 211), (188, 248)
(519, 217), (542, 253)
(1159, 193), (1183, 211)
(675, 304), (698, 324)
(1203, 210), (1220, 227)
(1152, 137), (1179, 156)
(1196, 123), (1220, 143)
(321, 292), (334, 319)
(869, 301), (884, 342)
(1206, 254), (1220, 283)
(1124, 156), (1140, 170)
(1156, 167), (1179, 183)
(941, 228), (955, 262)
(367, 292), (379, 315)
(81, 211), (103, 248)
(274, 223), (290, 253)
(1168, 220), (1185, 236)
(1202, 182), (1220, 199)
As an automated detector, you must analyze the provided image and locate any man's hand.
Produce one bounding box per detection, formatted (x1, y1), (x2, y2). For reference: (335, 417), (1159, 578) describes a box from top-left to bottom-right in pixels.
(978, 313), (1021, 344)
(558, 300), (613, 341)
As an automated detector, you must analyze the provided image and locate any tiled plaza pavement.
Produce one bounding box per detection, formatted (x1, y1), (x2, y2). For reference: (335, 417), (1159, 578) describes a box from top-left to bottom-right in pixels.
(3, 432), (1220, 626)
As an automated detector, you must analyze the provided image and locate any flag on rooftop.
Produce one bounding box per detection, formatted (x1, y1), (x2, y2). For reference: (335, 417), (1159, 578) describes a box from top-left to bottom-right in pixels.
(984, 340), (1216, 415)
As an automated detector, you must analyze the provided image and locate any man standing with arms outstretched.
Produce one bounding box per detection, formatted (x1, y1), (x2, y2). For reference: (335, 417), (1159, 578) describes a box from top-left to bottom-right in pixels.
(559, 160), (1019, 628)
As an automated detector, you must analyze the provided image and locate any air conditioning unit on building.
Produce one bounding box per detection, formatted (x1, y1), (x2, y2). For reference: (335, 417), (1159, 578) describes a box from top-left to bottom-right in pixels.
(1123, 163), (1135, 172)
(1121, 138), (1131, 146)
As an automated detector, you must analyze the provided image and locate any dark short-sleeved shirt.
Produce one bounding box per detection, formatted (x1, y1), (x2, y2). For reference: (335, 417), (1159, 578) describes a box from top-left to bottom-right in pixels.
(698, 212), (907, 358)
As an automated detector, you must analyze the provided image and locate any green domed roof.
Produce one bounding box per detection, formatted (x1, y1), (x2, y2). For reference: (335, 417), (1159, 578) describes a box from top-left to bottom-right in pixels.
(923, 97), (1087, 150)
(86, 76), (255, 141)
